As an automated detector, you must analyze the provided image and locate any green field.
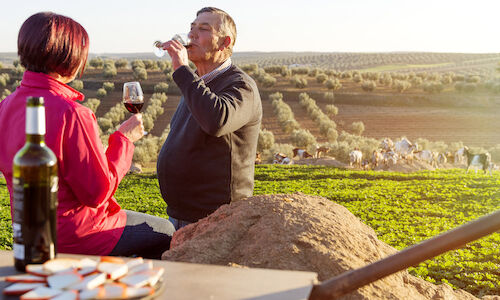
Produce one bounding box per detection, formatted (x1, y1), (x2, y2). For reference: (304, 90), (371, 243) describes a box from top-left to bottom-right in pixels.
(1, 165), (500, 296)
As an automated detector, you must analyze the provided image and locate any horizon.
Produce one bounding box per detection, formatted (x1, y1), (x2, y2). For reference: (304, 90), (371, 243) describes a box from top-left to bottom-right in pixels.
(1, 0), (499, 54)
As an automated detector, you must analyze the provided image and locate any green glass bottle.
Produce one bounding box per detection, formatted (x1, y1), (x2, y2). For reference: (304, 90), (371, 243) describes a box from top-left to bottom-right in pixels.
(12, 96), (58, 271)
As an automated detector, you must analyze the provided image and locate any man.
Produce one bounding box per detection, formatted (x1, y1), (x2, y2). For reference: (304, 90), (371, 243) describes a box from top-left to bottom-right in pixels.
(157, 7), (262, 230)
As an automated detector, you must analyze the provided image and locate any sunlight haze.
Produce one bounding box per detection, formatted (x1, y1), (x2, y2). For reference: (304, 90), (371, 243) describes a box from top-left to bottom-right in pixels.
(0, 0), (499, 54)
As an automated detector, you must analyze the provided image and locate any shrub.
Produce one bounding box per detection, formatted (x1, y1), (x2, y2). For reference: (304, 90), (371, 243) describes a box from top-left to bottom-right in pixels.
(1, 89), (11, 100)
(11, 80), (21, 89)
(13, 60), (20, 67)
(316, 74), (327, 84)
(351, 121), (365, 135)
(96, 88), (107, 99)
(291, 76), (308, 89)
(102, 82), (115, 93)
(89, 57), (104, 68)
(103, 63), (117, 78)
(325, 78), (342, 91)
(261, 75), (277, 87)
(466, 75), (481, 83)
(361, 80), (376, 92)
(423, 81), (444, 93)
(114, 59), (128, 69)
(0, 62), (3, 69)
(0, 73), (10, 84)
(133, 67), (148, 80)
(258, 129), (275, 152)
(131, 60), (146, 70)
(379, 73), (393, 86)
(142, 59), (156, 70)
(323, 92), (335, 104)
(326, 128), (338, 143)
(0, 76), (6, 88)
(393, 80), (411, 93)
(97, 117), (113, 132)
(154, 82), (169, 94)
(156, 60), (171, 72)
(353, 74), (362, 83)
(83, 98), (101, 113)
(325, 104), (338, 117)
(70, 80), (84, 91)
(291, 129), (317, 148)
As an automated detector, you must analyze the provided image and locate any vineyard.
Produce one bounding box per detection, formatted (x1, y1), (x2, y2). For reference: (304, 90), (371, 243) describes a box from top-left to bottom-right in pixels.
(2, 166), (500, 297)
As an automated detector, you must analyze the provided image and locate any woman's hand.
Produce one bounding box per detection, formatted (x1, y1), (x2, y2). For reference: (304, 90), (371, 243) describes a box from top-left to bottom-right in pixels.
(118, 113), (144, 143)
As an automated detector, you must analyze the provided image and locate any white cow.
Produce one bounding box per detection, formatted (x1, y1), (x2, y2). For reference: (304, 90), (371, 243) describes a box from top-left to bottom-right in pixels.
(349, 149), (363, 168)
(383, 149), (398, 166)
(273, 153), (293, 165)
(455, 147), (469, 165)
(380, 138), (394, 151)
(436, 153), (447, 166)
(394, 138), (418, 162)
(414, 150), (437, 167)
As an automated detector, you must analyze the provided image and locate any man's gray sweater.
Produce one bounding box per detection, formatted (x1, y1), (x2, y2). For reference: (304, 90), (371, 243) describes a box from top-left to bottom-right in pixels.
(157, 64), (262, 222)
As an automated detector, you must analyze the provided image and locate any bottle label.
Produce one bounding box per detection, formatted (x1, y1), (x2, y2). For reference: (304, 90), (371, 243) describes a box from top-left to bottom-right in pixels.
(26, 106), (45, 135)
(13, 243), (25, 260)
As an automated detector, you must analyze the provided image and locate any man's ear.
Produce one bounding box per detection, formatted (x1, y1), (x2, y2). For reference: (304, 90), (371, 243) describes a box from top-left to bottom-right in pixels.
(219, 36), (231, 51)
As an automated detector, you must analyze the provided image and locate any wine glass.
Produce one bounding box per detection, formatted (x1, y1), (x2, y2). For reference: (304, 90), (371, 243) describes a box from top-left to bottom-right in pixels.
(123, 81), (147, 135)
(123, 81), (144, 114)
(153, 33), (191, 57)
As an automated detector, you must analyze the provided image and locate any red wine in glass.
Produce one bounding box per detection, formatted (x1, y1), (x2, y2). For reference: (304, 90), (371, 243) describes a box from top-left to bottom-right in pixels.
(124, 102), (143, 114)
(122, 81), (144, 114)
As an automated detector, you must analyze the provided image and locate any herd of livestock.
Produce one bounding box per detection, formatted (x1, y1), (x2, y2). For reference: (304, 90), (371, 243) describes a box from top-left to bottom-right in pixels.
(271, 138), (496, 174)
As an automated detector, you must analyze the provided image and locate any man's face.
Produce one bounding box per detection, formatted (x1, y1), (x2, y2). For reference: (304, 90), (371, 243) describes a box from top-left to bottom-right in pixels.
(187, 12), (226, 63)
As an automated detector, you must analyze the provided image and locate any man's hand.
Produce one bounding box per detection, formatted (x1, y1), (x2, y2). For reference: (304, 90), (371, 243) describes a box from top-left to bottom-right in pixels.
(118, 113), (144, 143)
(161, 39), (189, 71)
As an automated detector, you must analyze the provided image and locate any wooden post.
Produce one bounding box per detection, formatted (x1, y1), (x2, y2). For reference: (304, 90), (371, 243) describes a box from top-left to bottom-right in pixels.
(308, 209), (500, 300)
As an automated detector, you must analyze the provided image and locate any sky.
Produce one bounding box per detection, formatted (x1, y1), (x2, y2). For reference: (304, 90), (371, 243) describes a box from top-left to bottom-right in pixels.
(0, 0), (499, 54)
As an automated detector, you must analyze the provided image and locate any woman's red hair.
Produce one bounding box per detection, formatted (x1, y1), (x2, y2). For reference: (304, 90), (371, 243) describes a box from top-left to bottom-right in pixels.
(18, 12), (89, 77)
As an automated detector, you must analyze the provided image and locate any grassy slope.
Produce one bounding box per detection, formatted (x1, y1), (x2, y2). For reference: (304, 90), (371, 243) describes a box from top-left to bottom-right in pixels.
(1, 166), (500, 296)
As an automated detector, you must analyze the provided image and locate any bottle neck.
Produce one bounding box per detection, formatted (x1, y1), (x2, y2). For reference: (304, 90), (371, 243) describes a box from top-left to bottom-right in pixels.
(26, 134), (45, 144)
(26, 106), (46, 143)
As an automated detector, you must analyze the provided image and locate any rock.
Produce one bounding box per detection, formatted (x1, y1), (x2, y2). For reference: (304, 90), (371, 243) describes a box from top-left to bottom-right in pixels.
(162, 193), (478, 300)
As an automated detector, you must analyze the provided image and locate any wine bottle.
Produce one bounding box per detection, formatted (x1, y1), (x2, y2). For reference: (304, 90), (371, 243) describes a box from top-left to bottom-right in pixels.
(12, 96), (58, 271)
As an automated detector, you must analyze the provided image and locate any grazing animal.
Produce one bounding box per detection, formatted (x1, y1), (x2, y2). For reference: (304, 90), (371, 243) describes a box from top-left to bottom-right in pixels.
(436, 153), (447, 166)
(315, 146), (330, 158)
(380, 138), (394, 151)
(361, 159), (371, 170)
(383, 149), (398, 166)
(273, 152), (293, 165)
(371, 150), (384, 167)
(292, 148), (313, 159)
(349, 149), (363, 168)
(255, 152), (262, 165)
(455, 146), (469, 165)
(464, 148), (491, 175)
(394, 138), (418, 162)
(445, 151), (454, 164)
(414, 150), (437, 167)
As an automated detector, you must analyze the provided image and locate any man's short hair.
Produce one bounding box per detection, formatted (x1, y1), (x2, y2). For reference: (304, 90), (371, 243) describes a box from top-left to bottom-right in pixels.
(18, 12), (89, 77)
(197, 7), (237, 55)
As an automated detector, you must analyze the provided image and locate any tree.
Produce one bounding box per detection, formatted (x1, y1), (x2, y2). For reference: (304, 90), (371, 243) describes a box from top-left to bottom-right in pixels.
(361, 80), (376, 92)
(257, 129), (275, 152)
(70, 80), (84, 91)
(103, 62), (117, 78)
(325, 104), (338, 117)
(115, 59), (128, 69)
(96, 88), (107, 99)
(154, 82), (169, 94)
(89, 57), (104, 68)
(133, 67), (148, 80)
(102, 82), (115, 93)
(325, 78), (342, 91)
(291, 129), (316, 148)
(351, 121), (365, 136)
(323, 92), (335, 104)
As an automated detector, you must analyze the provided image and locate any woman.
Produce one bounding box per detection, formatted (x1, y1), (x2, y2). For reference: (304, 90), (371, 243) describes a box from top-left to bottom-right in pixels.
(0, 12), (174, 259)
